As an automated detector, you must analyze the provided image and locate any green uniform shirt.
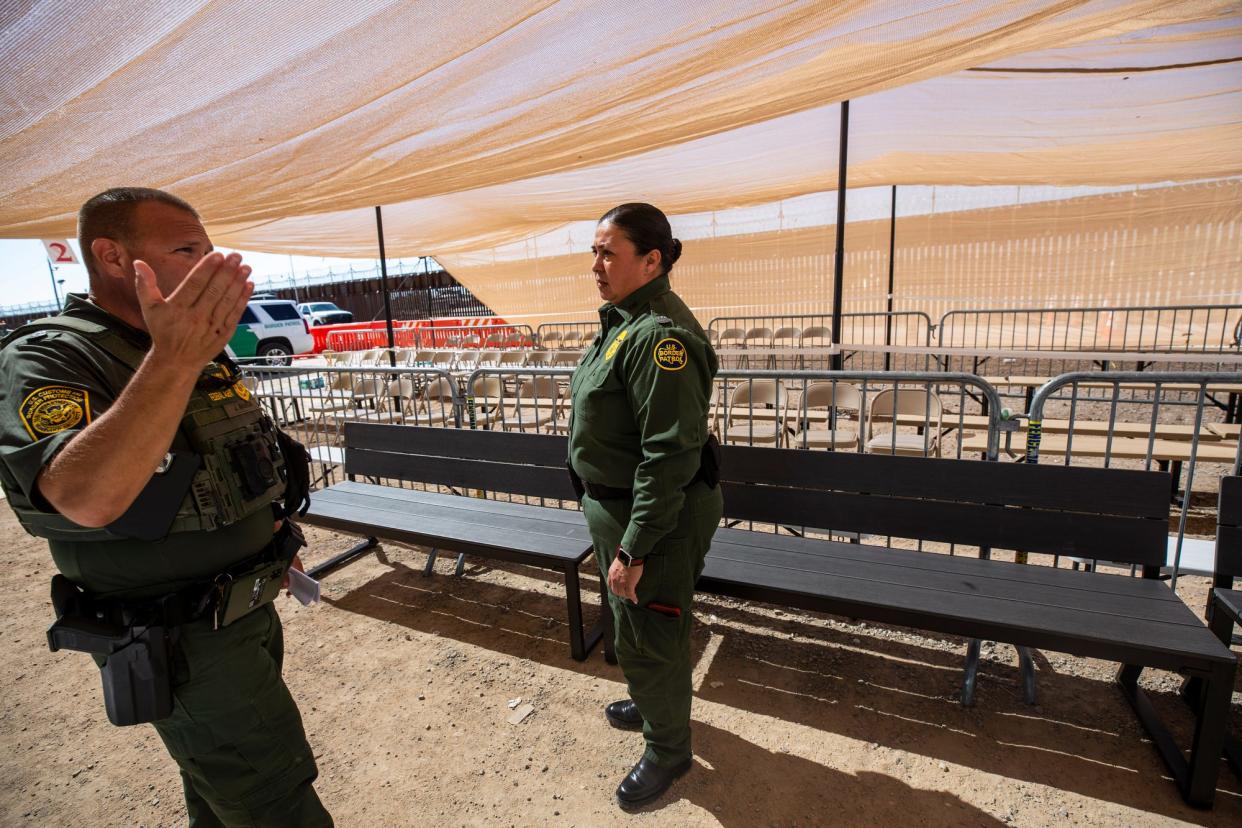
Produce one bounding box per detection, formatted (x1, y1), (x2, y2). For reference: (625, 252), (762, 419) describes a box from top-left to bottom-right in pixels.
(568, 275), (718, 560)
(0, 295), (274, 599)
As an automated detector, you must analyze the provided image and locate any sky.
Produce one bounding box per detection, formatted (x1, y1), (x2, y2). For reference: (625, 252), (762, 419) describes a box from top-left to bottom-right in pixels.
(0, 238), (384, 311)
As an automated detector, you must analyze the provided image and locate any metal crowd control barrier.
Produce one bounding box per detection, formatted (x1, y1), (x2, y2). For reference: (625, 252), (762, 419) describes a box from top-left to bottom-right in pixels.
(706, 311), (934, 371)
(712, 369), (1004, 462)
(938, 303), (1242, 353)
(535, 321), (599, 350)
(462, 366), (575, 433)
(1022, 372), (1242, 590)
(463, 365), (1004, 461)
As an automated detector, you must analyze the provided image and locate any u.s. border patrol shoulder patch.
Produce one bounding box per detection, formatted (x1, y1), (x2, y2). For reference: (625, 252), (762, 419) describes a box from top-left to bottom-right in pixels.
(19, 385), (91, 439)
(653, 338), (688, 371)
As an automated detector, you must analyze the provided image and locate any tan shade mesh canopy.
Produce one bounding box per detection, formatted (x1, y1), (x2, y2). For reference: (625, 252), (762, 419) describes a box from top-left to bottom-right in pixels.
(437, 179), (1242, 331)
(2, 1), (1240, 321)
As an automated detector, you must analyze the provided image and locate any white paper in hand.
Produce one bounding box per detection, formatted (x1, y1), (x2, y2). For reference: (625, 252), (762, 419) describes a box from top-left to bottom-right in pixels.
(288, 567), (321, 606)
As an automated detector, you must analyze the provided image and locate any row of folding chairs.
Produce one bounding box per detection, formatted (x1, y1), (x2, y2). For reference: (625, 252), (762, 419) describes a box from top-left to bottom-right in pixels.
(295, 370), (944, 454)
(307, 374), (570, 434)
(715, 380), (944, 456)
(711, 326), (832, 349)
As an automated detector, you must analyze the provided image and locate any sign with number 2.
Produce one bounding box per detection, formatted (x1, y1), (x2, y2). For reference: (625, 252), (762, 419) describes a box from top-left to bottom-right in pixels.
(41, 239), (79, 265)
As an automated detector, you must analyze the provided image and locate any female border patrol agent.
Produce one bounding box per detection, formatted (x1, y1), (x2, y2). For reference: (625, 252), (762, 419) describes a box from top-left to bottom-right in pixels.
(568, 203), (723, 810)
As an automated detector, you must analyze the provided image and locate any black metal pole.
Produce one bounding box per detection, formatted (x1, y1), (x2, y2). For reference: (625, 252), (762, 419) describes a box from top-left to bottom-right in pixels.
(375, 205), (397, 367)
(885, 184), (896, 371)
(830, 100), (849, 371)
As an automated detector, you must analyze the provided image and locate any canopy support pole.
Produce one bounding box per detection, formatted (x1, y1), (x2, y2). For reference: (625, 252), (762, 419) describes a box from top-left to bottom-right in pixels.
(830, 100), (849, 371)
(885, 184), (896, 370)
(375, 205), (397, 367)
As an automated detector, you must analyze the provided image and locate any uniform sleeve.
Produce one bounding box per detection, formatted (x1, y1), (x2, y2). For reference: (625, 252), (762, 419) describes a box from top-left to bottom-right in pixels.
(0, 335), (115, 509)
(617, 326), (712, 559)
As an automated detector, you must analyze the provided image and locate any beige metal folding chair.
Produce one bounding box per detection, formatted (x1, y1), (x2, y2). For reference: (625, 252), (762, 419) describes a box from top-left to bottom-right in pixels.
(771, 326), (802, 370)
(504, 376), (560, 432)
(415, 376), (459, 426)
(468, 375), (506, 429)
(865, 387), (944, 457)
(722, 379), (785, 446)
(786, 382), (861, 451)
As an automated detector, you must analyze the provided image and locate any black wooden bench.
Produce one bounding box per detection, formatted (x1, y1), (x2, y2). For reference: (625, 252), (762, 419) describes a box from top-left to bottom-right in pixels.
(300, 424), (604, 661)
(1184, 475), (1241, 780)
(692, 444), (1235, 808)
(300, 426), (1234, 806)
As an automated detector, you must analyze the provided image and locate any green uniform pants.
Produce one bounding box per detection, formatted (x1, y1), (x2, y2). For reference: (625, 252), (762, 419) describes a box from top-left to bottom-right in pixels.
(151, 603), (332, 828)
(584, 481), (723, 767)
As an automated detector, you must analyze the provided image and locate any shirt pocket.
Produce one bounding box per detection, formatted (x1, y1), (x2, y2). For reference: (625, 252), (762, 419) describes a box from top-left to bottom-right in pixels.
(574, 358), (626, 423)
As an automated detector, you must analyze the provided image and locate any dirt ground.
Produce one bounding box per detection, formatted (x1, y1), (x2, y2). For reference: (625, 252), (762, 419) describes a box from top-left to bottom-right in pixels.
(1, 502), (1240, 827)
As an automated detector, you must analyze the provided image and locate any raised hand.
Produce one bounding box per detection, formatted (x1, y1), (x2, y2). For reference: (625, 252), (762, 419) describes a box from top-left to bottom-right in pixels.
(134, 252), (254, 370)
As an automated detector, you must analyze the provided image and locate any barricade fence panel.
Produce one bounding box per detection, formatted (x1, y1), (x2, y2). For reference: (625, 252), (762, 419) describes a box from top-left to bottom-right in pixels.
(1021, 372), (1242, 589)
(937, 304), (1242, 353)
(534, 321), (599, 349)
(240, 358), (1235, 581)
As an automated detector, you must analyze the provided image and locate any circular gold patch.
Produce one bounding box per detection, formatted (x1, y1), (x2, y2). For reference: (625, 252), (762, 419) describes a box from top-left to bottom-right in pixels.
(653, 338), (688, 371)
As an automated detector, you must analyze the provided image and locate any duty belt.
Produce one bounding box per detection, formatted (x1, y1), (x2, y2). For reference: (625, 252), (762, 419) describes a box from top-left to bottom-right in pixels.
(85, 521), (303, 629)
(582, 467), (708, 500)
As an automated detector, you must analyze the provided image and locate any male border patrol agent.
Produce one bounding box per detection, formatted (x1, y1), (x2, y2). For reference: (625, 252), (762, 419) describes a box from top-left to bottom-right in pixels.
(0, 188), (332, 826)
(568, 203), (723, 810)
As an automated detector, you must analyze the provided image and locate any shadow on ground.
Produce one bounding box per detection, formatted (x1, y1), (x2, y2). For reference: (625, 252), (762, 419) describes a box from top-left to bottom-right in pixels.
(321, 544), (1242, 824)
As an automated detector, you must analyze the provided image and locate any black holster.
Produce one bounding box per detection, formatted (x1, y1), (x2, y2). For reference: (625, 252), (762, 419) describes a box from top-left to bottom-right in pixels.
(46, 575), (175, 726)
(566, 460), (586, 501)
(699, 433), (722, 489)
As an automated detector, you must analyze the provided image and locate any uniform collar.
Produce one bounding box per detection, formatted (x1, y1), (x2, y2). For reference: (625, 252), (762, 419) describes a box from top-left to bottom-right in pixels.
(64, 293), (151, 348)
(598, 275), (671, 325)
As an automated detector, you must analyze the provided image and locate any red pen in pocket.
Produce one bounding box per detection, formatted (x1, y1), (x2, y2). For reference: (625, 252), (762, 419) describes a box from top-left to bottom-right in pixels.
(646, 601), (682, 618)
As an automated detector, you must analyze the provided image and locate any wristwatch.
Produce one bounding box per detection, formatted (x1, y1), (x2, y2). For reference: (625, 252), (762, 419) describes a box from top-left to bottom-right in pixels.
(616, 547), (644, 567)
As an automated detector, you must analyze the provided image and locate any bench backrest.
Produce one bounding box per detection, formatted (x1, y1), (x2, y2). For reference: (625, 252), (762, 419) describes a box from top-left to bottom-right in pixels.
(719, 444), (1170, 569)
(342, 423), (577, 501)
(1215, 475), (1242, 588)
(339, 425), (1170, 569)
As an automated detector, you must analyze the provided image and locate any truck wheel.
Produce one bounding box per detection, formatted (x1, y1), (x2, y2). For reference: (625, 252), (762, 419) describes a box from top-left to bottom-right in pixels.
(257, 340), (293, 367)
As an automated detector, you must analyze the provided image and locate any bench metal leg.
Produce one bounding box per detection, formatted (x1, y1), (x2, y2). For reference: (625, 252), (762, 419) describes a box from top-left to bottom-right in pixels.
(423, 548), (438, 576)
(961, 639), (981, 706)
(563, 562), (606, 662)
(1182, 591), (1242, 781)
(1119, 660), (1234, 808)
(1017, 645), (1037, 705)
(454, 553), (466, 577)
(306, 536), (379, 579)
(961, 642), (1038, 707)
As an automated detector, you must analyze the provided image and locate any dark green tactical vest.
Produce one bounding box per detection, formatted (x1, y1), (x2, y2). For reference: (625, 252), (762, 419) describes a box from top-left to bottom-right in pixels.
(0, 315), (287, 542)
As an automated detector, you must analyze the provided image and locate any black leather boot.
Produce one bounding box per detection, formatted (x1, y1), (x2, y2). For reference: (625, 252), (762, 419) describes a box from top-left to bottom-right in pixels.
(604, 699), (643, 731)
(615, 755), (692, 810)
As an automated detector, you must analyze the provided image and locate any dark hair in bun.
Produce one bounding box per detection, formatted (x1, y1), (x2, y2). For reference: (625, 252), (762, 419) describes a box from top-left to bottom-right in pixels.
(598, 202), (682, 276)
